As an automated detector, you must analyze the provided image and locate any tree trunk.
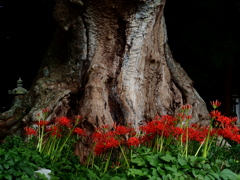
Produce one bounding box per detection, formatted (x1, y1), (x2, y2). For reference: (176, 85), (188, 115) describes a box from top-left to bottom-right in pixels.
(0, 0), (209, 138)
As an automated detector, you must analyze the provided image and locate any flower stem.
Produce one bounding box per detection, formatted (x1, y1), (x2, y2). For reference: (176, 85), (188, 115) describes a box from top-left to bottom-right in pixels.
(119, 145), (130, 169)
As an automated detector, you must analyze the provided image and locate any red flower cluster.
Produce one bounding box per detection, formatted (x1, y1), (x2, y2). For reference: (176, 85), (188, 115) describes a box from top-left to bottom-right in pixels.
(210, 110), (221, 119)
(57, 116), (71, 127)
(24, 127), (37, 135)
(182, 105), (192, 110)
(73, 127), (86, 137)
(114, 125), (129, 135)
(42, 108), (50, 114)
(91, 124), (138, 155)
(140, 114), (177, 141)
(186, 126), (209, 143)
(139, 114), (215, 145)
(23, 101), (240, 159)
(127, 137), (140, 147)
(37, 120), (49, 127)
(92, 130), (119, 155)
(49, 125), (62, 137)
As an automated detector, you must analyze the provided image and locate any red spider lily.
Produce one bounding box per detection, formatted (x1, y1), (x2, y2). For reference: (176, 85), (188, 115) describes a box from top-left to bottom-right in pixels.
(105, 137), (119, 148)
(74, 115), (82, 124)
(230, 117), (238, 123)
(50, 125), (62, 137)
(217, 124), (240, 143)
(182, 105), (192, 110)
(126, 125), (137, 137)
(93, 131), (115, 142)
(36, 120), (49, 127)
(176, 113), (184, 120)
(190, 123), (201, 129)
(42, 108), (50, 114)
(114, 125), (129, 135)
(210, 110), (221, 118)
(235, 135), (240, 143)
(187, 127), (208, 143)
(216, 115), (234, 127)
(172, 127), (183, 137)
(91, 125), (122, 155)
(94, 137), (119, 155)
(73, 127), (86, 137)
(57, 116), (71, 126)
(161, 115), (177, 124)
(24, 127), (37, 135)
(140, 115), (177, 142)
(126, 137), (140, 147)
(185, 115), (192, 120)
(75, 115), (82, 121)
(102, 125), (109, 129)
(210, 100), (221, 109)
(140, 120), (164, 135)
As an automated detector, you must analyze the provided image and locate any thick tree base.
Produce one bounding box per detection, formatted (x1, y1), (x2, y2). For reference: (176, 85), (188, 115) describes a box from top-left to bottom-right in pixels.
(0, 0), (209, 139)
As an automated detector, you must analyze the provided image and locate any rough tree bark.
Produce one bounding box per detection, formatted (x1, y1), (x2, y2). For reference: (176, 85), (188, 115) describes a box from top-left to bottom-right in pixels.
(0, 0), (209, 138)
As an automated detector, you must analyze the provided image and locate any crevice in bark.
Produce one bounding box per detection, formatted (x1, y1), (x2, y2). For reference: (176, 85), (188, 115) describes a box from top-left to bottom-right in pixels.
(66, 93), (81, 116)
(116, 18), (127, 57)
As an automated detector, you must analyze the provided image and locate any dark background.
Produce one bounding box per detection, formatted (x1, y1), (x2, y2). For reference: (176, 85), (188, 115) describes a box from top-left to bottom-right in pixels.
(0, 0), (56, 111)
(0, 0), (239, 114)
(165, 0), (240, 114)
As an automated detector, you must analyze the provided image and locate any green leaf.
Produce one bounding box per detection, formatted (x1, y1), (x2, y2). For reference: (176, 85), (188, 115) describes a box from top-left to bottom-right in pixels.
(178, 158), (187, 166)
(181, 164), (191, 171)
(4, 153), (10, 161)
(195, 157), (208, 162)
(188, 156), (197, 163)
(151, 168), (159, 177)
(146, 154), (160, 167)
(3, 164), (9, 169)
(131, 157), (145, 166)
(6, 159), (14, 167)
(157, 166), (165, 175)
(208, 173), (220, 180)
(35, 172), (49, 180)
(167, 173), (173, 179)
(207, 174), (219, 180)
(204, 176), (211, 180)
(7, 168), (16, 175)
(110, 176), (125, 180)
(19, 165), (34, 176)
(0, 164), (3, 171)
(141, 168), (149, 176)
(160, 154), (173, 162)
(192, 169), (199, 177)
(178, 176), (185, 180)
(198, 170), (208, 176)
(220, 169), (238, 180)
(128, 169), (143, 177)
(3, 173), (12, 180)
(165, 166), (177, 173)
(86, 169), (100, 180)
(219, 173), (228, 180)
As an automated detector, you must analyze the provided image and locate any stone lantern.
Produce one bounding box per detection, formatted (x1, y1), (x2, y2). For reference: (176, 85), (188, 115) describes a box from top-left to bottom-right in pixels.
(8, 77), (28, 95)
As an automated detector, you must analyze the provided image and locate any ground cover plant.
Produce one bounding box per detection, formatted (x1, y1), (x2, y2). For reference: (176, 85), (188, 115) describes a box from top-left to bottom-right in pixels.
(1, 100), (240, 179)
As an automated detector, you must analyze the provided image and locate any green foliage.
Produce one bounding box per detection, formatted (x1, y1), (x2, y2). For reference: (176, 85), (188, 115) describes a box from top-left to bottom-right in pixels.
(0, 147), (38, 180)
(1, 135), (25, 149)
(208, 144), (240, 174)
(125, 147), (238, 180)
(0, 134), (240, 180)
(1, 133), (240, 180)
